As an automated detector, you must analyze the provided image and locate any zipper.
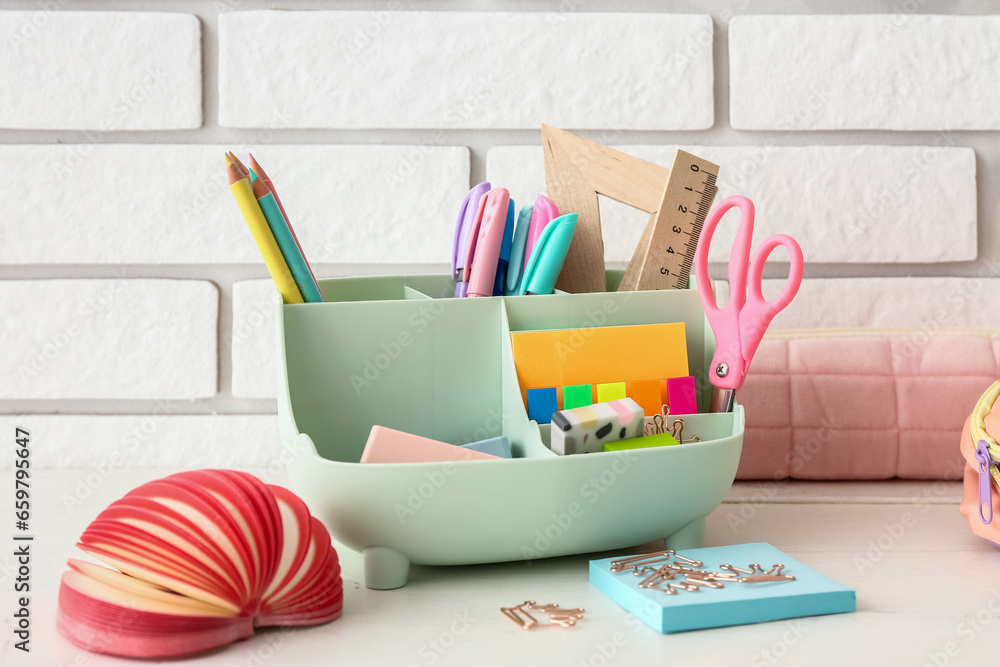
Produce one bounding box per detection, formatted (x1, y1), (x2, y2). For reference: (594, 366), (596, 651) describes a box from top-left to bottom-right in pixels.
(975, 440), (1000, 524)
(764, 326), (1000, 338)
(970, 380), (1000, 524)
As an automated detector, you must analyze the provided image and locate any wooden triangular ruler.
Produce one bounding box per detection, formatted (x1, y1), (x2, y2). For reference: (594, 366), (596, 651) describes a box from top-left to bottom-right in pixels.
(542, 125), (719, 293)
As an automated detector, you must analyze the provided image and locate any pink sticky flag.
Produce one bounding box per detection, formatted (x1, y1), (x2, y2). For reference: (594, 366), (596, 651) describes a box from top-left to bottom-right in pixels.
(666, 377), (698, 414)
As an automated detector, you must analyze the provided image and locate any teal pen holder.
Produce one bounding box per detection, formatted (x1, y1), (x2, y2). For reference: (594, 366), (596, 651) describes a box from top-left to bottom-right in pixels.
(276, 271), (744, 589)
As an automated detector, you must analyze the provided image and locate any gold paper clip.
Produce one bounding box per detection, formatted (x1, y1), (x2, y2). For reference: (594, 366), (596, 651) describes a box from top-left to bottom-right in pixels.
(636, 564), (724, 595)
(644, 407), (671, 436)
(610, 550), (676, 573)
(618, 553), (796, 597)
(738, 564), (795, 583)
(636, 565), (681, 595)
(671, 552), (705, 568)
(720, 563), (795, 583)
(644, 405), (702, 444)
(501, 601), (584, 630)
(610, 550), (705, 574)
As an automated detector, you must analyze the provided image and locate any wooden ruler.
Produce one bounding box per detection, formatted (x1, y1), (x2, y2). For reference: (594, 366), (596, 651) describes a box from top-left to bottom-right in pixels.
(618, 150), (719, 291)
(541, 125), (718, 293)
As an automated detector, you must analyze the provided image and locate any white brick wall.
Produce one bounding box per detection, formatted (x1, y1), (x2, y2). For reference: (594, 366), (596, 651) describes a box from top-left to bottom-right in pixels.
(1, 280), (217, 400)
(764, 277), (1000, 331)
(0, 144), (469, 263)
(2, 3), (998, 467)
(231, 279), (281, 399)
(730, 15), (1000, 131)
(0, 11), (201, 130)
(0, 415), (280, 468)
(219, 11), (714, 130)
(487, 145), (977, 264)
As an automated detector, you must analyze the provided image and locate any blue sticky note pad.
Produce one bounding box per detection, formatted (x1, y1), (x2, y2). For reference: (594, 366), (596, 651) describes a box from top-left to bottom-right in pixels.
(526, 387), (558, 424)
(590, 543), (855, 634)
(461, 435), (511, 458)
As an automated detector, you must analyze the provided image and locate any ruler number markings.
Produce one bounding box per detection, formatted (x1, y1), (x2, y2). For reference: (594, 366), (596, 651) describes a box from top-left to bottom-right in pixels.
(656, 161), (718, 284)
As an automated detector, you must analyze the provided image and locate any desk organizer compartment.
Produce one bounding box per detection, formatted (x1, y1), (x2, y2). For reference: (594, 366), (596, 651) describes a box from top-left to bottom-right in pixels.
(276, 273), (744, 589)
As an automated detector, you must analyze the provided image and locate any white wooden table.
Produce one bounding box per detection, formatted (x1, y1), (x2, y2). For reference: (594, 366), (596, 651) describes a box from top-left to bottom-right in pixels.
(4, 468), (995, 666)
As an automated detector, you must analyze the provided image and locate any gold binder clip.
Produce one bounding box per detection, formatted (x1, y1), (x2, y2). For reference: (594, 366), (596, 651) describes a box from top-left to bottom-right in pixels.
(501, 601), (584, 630)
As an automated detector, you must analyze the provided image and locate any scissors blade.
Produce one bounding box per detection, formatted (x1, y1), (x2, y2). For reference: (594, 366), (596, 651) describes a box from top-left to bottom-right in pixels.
(709, 387), (736, 414)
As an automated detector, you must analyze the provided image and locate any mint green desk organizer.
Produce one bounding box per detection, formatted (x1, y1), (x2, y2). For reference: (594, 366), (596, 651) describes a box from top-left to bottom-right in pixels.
(276, 272), (744, 590)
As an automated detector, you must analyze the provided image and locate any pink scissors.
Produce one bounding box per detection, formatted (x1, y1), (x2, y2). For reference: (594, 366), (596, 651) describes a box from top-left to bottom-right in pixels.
(694, 195), (804, 413)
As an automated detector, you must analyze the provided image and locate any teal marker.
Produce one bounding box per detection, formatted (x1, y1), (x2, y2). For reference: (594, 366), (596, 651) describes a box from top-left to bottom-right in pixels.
(505, 204), (533, 295)
(518, 213), (578, 295)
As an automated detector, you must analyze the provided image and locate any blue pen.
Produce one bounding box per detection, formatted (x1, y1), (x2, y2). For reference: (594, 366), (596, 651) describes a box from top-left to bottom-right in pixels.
(518, 213), (579, 296)
(451, 182), (491, 298)
(505, 204), (532, 295)
(491, 199), (515, 296)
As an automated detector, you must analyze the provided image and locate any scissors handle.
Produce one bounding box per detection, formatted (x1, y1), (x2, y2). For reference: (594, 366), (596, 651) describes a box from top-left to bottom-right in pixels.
(741, 233), (803, 366)
(694, 195), (804, 392)
(694, 195), (755, 319)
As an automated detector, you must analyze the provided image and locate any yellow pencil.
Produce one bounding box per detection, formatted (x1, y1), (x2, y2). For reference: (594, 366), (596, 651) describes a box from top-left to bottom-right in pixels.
(226, 155), (303, 304)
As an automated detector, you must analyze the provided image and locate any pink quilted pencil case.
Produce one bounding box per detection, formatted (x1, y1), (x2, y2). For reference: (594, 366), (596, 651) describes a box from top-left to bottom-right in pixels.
(736, 331), (1000, 480)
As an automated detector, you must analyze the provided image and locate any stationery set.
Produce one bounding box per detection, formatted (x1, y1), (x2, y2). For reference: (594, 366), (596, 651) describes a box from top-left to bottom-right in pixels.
(55, 127), (854, 659)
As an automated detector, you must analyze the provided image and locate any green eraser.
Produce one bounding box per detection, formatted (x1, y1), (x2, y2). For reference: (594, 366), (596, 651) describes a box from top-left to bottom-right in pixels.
(603, 432), (678, 452)
(562, 384), (593, 410)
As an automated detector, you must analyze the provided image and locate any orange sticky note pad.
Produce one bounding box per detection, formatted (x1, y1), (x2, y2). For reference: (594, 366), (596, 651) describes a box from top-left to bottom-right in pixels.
(510, 323), (689, 407)
(630, 379), (664, 416)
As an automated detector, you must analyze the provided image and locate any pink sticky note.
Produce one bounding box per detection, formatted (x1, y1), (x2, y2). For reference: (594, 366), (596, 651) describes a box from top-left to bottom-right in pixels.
(666, 376), (698, 414)
(360, 426), (502, 463)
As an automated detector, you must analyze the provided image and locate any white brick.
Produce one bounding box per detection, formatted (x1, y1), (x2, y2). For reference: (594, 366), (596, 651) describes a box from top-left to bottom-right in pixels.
(0, 280), (217, 399)
(0, 11), (201, 130)
(765, 277), (1000, 331)
(486, 144), (976, 264)
(730, 15), (1000, 131)
(219, 11), (713, 130)
(0, 144), (469, 264)
(232, 280), (281, 399)
(0, 415), (279, 469)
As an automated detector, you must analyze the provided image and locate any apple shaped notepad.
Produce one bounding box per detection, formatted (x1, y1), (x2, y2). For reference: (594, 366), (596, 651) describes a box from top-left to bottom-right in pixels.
(57, 470), (343, 658)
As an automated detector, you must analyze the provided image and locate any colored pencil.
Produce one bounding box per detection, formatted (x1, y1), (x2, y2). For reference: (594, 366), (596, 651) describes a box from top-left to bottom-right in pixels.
(228, 151), (250, 177)
(226, 155), (303, 304)
(251, 177), (324, 303)
(249, 154), (324, 301)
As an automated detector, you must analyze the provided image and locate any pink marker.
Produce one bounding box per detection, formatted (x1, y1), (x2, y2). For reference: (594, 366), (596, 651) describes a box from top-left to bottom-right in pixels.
(523, 194), (559, 270)
(467, 188), (510, 298)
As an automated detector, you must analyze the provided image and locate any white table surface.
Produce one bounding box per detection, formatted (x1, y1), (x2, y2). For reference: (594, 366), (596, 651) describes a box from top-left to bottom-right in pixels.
(3, 468), (996, 667)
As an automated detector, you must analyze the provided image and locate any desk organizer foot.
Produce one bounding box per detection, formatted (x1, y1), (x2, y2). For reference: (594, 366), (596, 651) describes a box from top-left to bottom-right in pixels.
(663, 516), (705, 551)
(364, 546), (410, 590)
